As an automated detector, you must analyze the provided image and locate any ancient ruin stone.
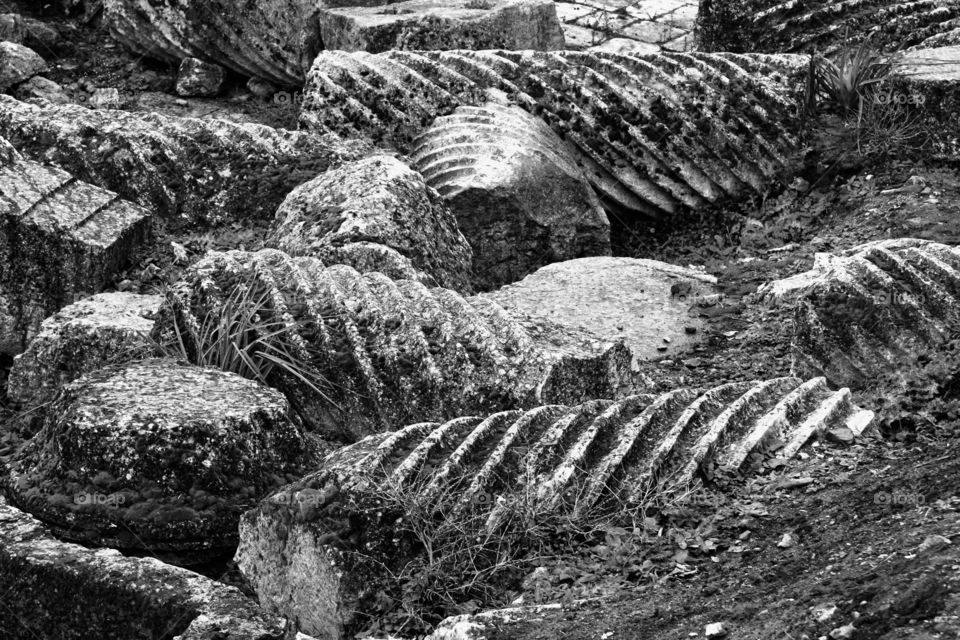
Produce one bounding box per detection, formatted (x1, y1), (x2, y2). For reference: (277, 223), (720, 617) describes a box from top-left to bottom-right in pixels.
(7, 292), (162, 408)
(4, 359), (321, 558)
(425, 604), (568, 640)
(156, 249), (633, 442)
(480, 256), (717, 361)
(0, 95), (370, 226)
(892, 46), (960, 157)
(12, 75), (70, 104)
(269, 154), (474, 292)
(175, 57), (226, 98)
(236, 376), (873, 638)
(301, 49), (806, 218)
(103, 0), (323, 87)
(0, 496), (307, 640)
(410, 101), (610, 288)
(318, 0), (565, 53)
(697, 0), (960, 55)
(0, 41), (46, 92)
(0, 141), (151, 355)
(760, 238), (960, 390)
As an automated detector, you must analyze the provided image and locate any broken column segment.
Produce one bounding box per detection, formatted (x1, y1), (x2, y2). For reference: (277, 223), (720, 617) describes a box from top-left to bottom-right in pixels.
(236, 377), (873, 638)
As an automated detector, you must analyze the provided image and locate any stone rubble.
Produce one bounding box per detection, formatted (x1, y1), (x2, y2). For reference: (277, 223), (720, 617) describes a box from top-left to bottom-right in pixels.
(175, 57), (227, 98)
(0, 41), (47, 92)
(410, 100), (611, 288)
(236, 376), (872, 638)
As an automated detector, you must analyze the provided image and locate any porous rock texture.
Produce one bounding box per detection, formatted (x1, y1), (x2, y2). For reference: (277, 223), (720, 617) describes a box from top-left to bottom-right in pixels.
(0, 496), (307, 640)
(0, 136), (151, 355)
(4, 359), (321, 558)
(237, 377), (873, 638)
(103, 0), (323, 87)
(155, 249), (634, 441)
(760, 238), (960, 390)
(696, 0), (960, 55)
(0, 40), (46, 92)
(7, 292), (162, 408)
(410, 100), (610, 288)
(892, 46), (960, 157)
(175, 57), (227, 98)
(481, 256), (717, 361)
(269, 154), (474, 292)
(301, 49), (807, 218)
(318, 0), (565, 53)
(0, 95), (370, 226)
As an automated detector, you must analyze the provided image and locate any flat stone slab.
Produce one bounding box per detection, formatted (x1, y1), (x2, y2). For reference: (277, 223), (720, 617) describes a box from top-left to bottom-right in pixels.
(481, 257), (716, 361)
(319, 0), (566, 52)
(270, 154), (474, 292)
(898, 45), (960, 82)
(0, 495), (306, 639)
(7, 291), (163, 408)
(4, 359), (321, 559)
(0, 142), (151, 354)
(237, 376), (872, 638)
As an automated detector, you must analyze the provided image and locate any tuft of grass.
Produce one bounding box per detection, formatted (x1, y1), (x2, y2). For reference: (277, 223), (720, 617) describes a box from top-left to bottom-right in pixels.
(811, 40), (895, 115)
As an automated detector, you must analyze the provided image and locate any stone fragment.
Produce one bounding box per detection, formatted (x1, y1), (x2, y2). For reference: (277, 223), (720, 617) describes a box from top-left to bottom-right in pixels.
(410, 101), (609, 288)
(892, 46), (960, 157)
(480, 256), (716, 360)
(759, 238), (960, 390)
(4, 359), (321, 559)
(175, 57), (226, 98)
(88, 86), (122, 109)
(0, 140), (151, 355)
(269, 154), (474, 291)
(103, 0), (323, 86)
(156, 249), (634, 441)
(0, 95), (369, 226)
(302, 49), (807, 218)
(0, 15), (25, 44)
(919, 534), (952, 554)
(0, 41), (46, 91)
(11, 75), (70, 104)
(705, 622), (728, 637)
(7, 292), (162, 408)
(248, 76), (278, 99)
(0, 496), (307, 640)
(236, 376), (872, 637)
(318, 0), (565, 53)
(425, 604), (566, 640)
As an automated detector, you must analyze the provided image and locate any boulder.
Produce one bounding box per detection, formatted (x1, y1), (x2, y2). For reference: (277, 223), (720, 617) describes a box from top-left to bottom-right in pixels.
(759, 238), (960, 390)
(0, 41), (46, 92)
(103, 0), (323, 86)
(697, 0), (960, 55)
(892, 46), (960, 157)
(11, 76), (70, 104)
(318, 0), (565, 53)
(0, 95), (370, 226)
(155, 249), (634, 441)
(410, 101), (610, 288)
(0, 139), (151, 355)
(4, 359), (322, 560)
(301, 49), (806, 218)
(0, 496), (308, 640)
(269, 154), (474, 292)
(236, 376), (873, 638)
(481, 256), (717, 361)
(175, 57), (226, 98)
(7, 292), (163, 408)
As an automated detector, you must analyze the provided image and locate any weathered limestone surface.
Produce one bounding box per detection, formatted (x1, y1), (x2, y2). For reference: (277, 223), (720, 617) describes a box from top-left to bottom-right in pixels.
(302, 49), (806, 218)
(425, 604), (567, 640)
(318, 0), (565, 53)
(410, 101), (610, 288)
(0, 496), (307, 640)
(560, 0), (698, 52)
(481, 256), (716, 361)
(103, 0), (323, 86)
(759, 238), (960, 389)
(893, 46), (960, 157)
(0, 95), (370, 226)
(237, 377), (873, 638)
(0, 41), (47, 92)
(269, 154), (474, 292)
(0, 139), (151, 355)
(156, 249), (634, 442)
(7, 292), (162, 408)
(4, 359), (321, 557)
(696, 0), (960, 54)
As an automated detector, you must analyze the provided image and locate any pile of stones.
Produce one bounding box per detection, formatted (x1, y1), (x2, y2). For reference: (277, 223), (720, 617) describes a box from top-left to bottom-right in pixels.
(0, 0), (958, 638)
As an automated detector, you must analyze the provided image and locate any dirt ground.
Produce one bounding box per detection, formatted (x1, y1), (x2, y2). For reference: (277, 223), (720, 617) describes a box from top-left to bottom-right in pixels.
(3, 5), (960, 640)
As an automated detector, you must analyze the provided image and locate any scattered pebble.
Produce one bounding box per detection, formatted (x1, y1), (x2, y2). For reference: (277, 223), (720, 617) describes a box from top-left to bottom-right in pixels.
(777, 533), (795, 549)
(919, 534), (952, 554)
(829, 624), (855, 639)
(812, 603), (837, 623)
(704, 622), (727, 637)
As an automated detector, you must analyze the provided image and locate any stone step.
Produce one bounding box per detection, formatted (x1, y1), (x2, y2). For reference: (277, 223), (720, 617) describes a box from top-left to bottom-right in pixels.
(759, 238), (960, 389)
(235, 377), (872, 638)
(0, 143), (151, 354)
(157, 249), (634, 441)
(301, 48), (807, 218)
